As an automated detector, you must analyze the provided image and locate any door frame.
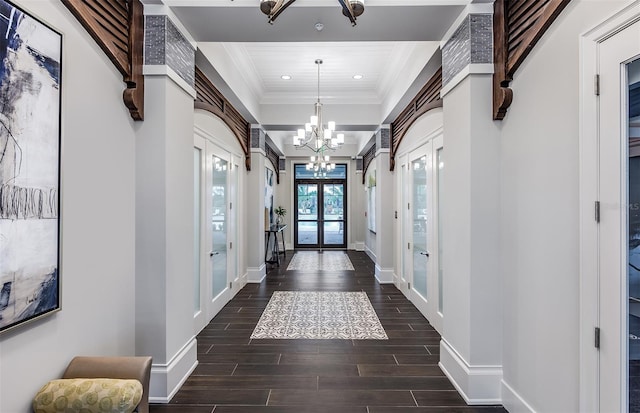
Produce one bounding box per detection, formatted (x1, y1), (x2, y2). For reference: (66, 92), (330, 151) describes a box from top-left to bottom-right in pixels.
(293, 169), (348, 249)
(580, 3), (640, 411)
(394, 130), (444, 334)
(193, 132), (243, 335)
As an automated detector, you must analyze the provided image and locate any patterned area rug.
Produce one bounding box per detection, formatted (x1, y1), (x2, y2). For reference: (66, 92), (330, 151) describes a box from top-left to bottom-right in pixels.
(286, 251), (355, 271)
(251, 291), (388, 340)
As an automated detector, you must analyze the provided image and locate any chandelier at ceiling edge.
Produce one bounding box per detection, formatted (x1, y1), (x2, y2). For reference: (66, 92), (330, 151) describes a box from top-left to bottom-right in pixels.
(293, 59), (343, 177)
(260, 0), (365, 26)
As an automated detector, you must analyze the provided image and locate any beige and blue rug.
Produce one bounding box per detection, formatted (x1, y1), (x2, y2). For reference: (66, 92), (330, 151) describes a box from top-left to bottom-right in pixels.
(251, 291), (388, 340)
(286, 251), (355, 271)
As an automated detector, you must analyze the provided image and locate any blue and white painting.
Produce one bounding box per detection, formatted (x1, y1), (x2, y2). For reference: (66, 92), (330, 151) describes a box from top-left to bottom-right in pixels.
(0, 0), (61, 333)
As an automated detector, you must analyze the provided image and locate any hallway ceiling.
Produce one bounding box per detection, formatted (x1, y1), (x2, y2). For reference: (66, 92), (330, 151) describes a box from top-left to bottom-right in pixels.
(160, 0), (474, 152)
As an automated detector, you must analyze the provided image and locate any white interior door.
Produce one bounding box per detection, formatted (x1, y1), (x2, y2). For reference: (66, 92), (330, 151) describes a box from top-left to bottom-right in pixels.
(194, 135), (235, 334)
(207, 146), (231, 320)
(598, 19), (640, 413)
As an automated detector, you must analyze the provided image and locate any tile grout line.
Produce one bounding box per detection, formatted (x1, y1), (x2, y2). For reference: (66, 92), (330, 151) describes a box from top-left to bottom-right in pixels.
(277, 353), (282, 365)
(425, 345), (432, 355)
(410, 390), (419, 407)
(230, 363), (238, 376)
(265, 389), (272, 406)
(393, 354), (400, 366)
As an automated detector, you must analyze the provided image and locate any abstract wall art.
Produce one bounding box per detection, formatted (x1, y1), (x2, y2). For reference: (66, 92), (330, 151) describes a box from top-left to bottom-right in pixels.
(0, 0), (62, 333)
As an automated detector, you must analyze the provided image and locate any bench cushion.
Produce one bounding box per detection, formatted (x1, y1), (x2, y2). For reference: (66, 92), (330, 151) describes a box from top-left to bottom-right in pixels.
(32, 378), (143, 413)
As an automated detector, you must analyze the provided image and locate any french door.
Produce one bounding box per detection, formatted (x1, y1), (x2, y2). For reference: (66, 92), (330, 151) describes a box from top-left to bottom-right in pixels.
(596, 19), (640, 413)
(194, 135), (238, 334)
(294, 180), (347, 249)
(398, 136), (443, 333)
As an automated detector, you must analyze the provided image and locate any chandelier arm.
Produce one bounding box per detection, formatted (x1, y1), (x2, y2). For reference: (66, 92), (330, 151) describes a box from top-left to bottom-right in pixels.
(268, 0), (298, 24)
(337, 0), (357, 26)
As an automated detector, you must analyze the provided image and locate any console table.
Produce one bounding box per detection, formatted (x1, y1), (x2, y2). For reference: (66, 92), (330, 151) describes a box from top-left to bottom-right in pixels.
(265, 224), (286, 266)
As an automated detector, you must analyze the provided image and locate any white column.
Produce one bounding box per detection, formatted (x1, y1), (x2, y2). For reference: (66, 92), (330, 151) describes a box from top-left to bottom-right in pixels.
(374, 127), (395, 283)
(439, 73), (502, 404)
(247, 127), (267, 282)
(437, 4), (502, 404)
(135, 10), (199, 402)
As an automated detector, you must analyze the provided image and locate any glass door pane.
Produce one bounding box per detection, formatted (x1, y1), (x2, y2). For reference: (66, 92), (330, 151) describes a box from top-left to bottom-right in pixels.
(193, 148), (201, 313)
(412, 156), (428, 298)
(297, 184), (318, 245)
(402, 164), (409, 285)
(211, 157), (227, 298)
(437, 148), (444, 313)
(323, 183), (345, 246)
(628, 58), (640, 411)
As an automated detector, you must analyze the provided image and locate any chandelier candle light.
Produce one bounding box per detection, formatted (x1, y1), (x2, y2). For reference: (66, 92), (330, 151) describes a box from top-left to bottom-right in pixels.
(293, 59), (343, 177)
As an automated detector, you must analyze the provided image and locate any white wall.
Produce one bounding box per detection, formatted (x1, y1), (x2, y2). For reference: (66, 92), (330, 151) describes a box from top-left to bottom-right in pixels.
(499, 1), (629, 411)
(0, 2), (137, 411)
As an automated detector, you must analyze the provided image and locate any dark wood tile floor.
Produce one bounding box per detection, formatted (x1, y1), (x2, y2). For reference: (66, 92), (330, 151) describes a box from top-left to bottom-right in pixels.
(150, 251), (507, 413)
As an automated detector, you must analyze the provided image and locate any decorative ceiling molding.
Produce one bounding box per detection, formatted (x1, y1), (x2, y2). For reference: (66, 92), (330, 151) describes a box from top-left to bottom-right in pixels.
(493, 0), (572, 120)
(195, 67), (252, 170)
(389, 67), (443, 171)
(62, 0), (144, 121)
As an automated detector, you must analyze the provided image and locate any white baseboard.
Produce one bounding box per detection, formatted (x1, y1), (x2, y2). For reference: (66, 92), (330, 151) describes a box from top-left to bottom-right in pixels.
(439, 338), (503, 405)
(285, 243), (293, 251)
(354, 242), (365, 251)
(502, 379), (536, 413)
(148, 337), (198, 403)
(375, 265), (394, 284)
(247, 264), (266, 283)
(365, 245), (376, 261)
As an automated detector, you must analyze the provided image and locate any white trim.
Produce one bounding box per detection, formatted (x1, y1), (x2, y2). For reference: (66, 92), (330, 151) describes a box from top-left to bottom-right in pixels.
(439, 338), (503, 405)
(148, 337), (198, 403)
(502, 379), (537, 413)
(247, 264), (267, 283)
(354, 242), (365, 251)
(365, 243), (376, 261)
(375, 265), (394, 284)
(194, 124), (244, 158)
(440, 3), (495, 47)
(579, 2), (640, 411)
(143, 4), (197, 48)
(251, 147), (267, 157)
(394, 124), (444, 160)
(440, 64), (494, 98)
(144, 65), (197, 98)
(375, 148), (391, 158)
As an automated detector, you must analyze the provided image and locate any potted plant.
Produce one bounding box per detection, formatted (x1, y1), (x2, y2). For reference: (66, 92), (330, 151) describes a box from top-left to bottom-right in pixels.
(274, 206), (286, 225)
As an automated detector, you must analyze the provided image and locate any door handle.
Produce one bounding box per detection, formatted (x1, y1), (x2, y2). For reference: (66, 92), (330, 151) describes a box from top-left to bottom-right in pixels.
(210, 251), (220, 257)
(420, 251), (430, 257)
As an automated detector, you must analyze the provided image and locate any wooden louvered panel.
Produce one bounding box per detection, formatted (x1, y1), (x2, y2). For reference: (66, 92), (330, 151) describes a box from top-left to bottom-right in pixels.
(493, 0), (572, 120)
(63, 0), (144, 120)
(86, 0), (128, 40)
(389, 67), (443, 171)
(362, 143), (376, 184)
(195, 67), (251, 170)
(265, 143), (281, 184)
(195, 72), (225, 112)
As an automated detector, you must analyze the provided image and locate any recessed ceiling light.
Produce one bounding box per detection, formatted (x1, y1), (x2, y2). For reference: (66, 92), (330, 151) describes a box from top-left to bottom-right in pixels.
(281, 75), (292, 80)
(353, 74), (363, 80)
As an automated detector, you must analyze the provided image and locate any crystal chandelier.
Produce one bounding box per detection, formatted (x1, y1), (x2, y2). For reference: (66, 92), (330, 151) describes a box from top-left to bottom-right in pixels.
(293, 59), (343, 176)
(260, 0), (365, 26)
